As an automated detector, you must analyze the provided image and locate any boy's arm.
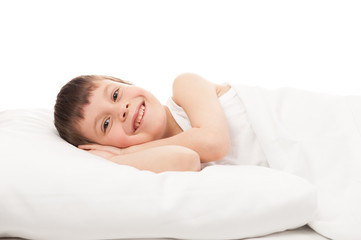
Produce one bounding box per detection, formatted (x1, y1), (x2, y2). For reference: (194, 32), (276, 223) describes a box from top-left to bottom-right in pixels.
(125, 73), (231, 162)
(85, 145), (201, 173)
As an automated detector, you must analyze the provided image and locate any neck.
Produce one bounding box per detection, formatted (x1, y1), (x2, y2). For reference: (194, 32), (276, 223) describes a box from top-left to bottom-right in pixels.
(162, 105), (183, 138)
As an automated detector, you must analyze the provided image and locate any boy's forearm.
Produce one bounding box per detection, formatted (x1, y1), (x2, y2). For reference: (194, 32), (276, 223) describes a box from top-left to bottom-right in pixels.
(126, 128), (230, 162)
(110, 145), (201, 173)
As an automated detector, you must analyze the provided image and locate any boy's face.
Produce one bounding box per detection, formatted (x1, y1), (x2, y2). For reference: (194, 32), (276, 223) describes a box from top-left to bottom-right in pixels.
(78, 80), (167, 148)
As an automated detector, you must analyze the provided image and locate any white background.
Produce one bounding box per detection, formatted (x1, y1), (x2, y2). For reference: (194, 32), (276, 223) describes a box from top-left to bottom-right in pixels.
(0, 0), (360, 111)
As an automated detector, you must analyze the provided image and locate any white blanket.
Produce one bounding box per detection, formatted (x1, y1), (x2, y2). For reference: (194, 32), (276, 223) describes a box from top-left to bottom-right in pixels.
(234, 84), (361, 240)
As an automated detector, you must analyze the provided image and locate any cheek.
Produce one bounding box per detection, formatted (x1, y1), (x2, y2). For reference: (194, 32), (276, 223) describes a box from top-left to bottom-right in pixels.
(126, 86), (144, 97)
(108, 130), (146, 148)
(106, 127), (130, 148)
(111, 135), (132, 148)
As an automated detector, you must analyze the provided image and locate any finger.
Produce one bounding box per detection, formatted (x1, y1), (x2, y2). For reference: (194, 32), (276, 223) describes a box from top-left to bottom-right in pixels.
(88, 149), (115, 159)
(78, 144), (101, 150)
(88, 150), (106, 158)
(79, 144), (120, 153)
(98, 145), (122, 154)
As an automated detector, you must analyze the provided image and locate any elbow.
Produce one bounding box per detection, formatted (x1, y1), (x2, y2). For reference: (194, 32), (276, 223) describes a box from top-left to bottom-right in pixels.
(220, 137), (232, 159)
(191, 156), (202, 172)
(180, 148), (201, 172)
(203, 136), (231, 162)
(212, 143), (231, 162)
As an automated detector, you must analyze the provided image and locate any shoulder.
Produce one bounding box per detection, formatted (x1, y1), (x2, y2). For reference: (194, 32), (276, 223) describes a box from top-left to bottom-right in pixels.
(172, 73), (211, 89)
(172, 73), (231, 102)
(171, 73), (217, 102)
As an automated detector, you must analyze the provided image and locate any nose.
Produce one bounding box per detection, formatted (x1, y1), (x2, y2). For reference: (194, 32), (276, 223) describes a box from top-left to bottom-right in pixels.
(119, 103), (129, 122)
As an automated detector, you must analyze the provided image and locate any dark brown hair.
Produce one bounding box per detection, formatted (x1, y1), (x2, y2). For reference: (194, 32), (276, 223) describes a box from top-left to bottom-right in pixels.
(54, 75), (129, 146)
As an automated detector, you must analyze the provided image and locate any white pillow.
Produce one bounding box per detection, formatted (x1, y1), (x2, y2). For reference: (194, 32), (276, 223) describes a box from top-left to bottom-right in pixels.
(0, 109), (317, 240)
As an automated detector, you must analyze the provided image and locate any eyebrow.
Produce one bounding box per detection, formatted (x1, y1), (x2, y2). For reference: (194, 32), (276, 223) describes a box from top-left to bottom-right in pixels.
(94, 112), (103, 135)
(103, 83), (112, 100)
(93, 83), (113, 135)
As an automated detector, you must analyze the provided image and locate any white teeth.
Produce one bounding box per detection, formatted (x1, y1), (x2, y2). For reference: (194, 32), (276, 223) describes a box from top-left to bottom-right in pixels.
(135, 105), (145, 129)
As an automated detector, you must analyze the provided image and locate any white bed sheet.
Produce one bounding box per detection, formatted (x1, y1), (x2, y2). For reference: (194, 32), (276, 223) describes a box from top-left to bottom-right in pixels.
(131, 226), (328, 240)
(0, 226), (329, 240)
(235, 84), (361, 239)
(244, 226), (328, 240)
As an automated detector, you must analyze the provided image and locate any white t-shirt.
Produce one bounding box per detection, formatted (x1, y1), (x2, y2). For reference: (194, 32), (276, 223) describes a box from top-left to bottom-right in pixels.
(166, 85), (269, 168)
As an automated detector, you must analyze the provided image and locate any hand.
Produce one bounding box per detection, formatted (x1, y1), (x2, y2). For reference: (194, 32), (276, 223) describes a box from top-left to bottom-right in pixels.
(87, 149), (116, 159)
(78, 144), (124, 159)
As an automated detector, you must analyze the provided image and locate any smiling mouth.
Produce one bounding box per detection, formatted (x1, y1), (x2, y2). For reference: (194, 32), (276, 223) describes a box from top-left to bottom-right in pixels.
(133, 102), (145, 131)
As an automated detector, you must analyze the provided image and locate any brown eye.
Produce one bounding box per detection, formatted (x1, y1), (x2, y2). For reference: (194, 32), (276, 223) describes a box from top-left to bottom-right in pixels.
(103, 118), (110, 132)
(112, 89), (119, 102)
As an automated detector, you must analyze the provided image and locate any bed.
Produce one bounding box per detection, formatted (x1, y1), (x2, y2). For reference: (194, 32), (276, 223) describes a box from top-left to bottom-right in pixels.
(0, 108), (317, 239)
(2, 86), (358, 240)
(1, 0), (361, 238)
